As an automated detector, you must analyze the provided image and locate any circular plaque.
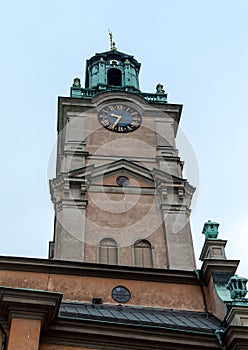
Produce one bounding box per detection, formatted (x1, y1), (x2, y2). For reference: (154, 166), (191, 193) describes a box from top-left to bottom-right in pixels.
(112, 286), (131, 303)
(116, 176), (129, 187)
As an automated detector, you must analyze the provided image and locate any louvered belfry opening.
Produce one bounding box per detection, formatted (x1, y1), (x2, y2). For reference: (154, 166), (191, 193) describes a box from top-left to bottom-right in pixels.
(107, 68), (122, 86)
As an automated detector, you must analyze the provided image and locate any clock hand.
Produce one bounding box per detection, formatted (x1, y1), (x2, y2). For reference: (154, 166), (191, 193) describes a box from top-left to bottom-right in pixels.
(110, 113), (123, 127)
(110, 113), (121, 118)
(113, 115), (122, 127)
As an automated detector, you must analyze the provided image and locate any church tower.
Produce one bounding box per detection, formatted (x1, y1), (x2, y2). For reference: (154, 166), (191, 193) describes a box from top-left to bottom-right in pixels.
(49, 40), (196, 270)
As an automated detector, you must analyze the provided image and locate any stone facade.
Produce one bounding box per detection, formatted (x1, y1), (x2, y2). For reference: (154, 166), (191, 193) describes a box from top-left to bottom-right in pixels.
(50, 90), (196, 270)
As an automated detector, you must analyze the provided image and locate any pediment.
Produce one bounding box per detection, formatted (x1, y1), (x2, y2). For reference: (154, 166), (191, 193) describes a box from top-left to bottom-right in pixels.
(152, 168), (195, 194)
(68, 160), (195, 194)
(151, 168), (186, 186)
(69, 159), (154, 188)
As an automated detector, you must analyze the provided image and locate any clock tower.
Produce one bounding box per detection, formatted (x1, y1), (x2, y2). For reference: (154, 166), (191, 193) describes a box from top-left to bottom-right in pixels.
(49, 43), (196, 270)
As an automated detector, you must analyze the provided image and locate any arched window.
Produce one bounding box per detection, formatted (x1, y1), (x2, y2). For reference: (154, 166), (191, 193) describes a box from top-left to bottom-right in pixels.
(134, 240), (153, 268)
(99, 238), (118, 265)
(107, 68), (122, 86)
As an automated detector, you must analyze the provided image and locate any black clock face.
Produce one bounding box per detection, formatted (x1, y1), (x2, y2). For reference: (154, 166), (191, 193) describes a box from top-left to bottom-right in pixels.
(98, 103), (142, 133)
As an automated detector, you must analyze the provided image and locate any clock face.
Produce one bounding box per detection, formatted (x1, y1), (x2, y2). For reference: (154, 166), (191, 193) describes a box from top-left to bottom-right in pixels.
(98, 103), (142, 133)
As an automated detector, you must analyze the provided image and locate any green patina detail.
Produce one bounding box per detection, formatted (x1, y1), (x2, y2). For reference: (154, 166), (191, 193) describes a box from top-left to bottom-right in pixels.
(202, 220), (219, 239)
(227, 275), (248, 300)
(212, 273), (248, 307)
(71, 86), (167, 103)
(214, 282), (232, 303)
(70, 49), (167, 103)
(85, 50), (141, 91)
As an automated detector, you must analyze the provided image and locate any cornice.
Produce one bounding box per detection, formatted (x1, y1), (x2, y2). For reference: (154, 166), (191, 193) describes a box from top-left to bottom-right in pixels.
(222, 325), (248, 350)
(0, 287), (62, 330)
(200, 259), (239, 283)
(0, 256), (199, 285)
(42, 317), (220, 350)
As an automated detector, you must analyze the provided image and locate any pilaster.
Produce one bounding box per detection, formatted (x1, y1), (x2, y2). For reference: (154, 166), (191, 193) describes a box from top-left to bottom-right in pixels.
(50, 174), (88, 261)
(0, 287), (62, 350)
(61, 112), (88, 172)
(153, 169), (196, 270)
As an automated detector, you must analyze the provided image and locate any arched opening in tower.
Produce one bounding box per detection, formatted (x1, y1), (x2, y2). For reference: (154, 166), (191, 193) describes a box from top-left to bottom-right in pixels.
(107, 68), (122, 86)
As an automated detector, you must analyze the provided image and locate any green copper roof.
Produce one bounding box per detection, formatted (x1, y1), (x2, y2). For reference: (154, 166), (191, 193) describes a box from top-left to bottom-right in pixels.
(70, 49), (167, 103)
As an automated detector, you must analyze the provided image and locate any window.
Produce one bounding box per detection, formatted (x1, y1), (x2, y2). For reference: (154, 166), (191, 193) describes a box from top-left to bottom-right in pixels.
(99, 238), (118, 264)
(107, 68), (122, 86)
(134, 240), (153, 268)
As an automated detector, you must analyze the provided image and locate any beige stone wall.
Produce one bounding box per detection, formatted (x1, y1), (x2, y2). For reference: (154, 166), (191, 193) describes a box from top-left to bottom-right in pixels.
(85, 191), (167, 268)
(85, 113), (157, 168)
(162, 215), (196, 270)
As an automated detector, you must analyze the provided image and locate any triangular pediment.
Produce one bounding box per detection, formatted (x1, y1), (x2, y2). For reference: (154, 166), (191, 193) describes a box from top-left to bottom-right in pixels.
(68, 160), (195, 193)
(152, 168), (195, 195)
(69, 159), (154, 188)
(152, 168), (186, 185)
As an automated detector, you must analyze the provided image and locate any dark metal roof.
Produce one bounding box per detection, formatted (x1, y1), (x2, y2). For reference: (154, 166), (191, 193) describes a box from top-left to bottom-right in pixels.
(59, 302), (222, 334)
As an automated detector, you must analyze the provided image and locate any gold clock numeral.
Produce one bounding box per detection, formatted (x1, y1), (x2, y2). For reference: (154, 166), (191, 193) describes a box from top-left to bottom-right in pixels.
(131, 121), (139, 127)
(102, 119), (110, 127)
(115, 104), (123, 110)
(127, 125), (133, 131)
(118, 126), (124, 132)
(108, 124), (116, 130)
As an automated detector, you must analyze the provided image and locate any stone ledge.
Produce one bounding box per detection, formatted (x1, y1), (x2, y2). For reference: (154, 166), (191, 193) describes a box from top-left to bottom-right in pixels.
(222, 325), (248, 350)
(42, 318), (220, 350)
(200, 259), (239, 284)
(0, 256), (199, 285)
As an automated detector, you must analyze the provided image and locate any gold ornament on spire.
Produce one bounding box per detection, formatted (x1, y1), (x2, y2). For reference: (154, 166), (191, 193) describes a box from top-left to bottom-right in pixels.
(108, 29), (117, 51)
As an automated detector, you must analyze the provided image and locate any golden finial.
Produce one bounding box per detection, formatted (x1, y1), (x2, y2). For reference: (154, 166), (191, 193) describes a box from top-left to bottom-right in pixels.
(108, 29), (113, 50)
(108, 29), (117, 51)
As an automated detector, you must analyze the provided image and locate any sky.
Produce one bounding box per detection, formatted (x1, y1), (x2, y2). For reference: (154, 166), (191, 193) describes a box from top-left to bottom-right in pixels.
(1, 0), (248, 275)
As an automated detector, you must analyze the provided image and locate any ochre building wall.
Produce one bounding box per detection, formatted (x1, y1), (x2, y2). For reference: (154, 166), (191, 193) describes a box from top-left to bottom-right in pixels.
(0, 269), (204, 311)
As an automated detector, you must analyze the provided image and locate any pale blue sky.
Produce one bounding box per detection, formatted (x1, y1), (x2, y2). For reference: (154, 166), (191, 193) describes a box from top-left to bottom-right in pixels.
(1, 0), (248, 275)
